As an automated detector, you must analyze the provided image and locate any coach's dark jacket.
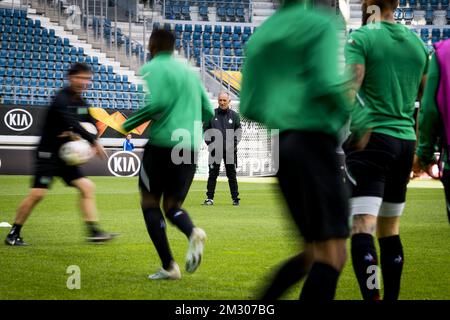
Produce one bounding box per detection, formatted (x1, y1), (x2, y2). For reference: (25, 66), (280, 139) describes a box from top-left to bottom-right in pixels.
(203, 107), (242, 154)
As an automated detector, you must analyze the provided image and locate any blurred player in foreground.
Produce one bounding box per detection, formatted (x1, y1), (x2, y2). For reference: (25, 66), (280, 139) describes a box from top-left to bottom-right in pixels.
(240, 0), (354, 300)
(5, 63), (117, 246)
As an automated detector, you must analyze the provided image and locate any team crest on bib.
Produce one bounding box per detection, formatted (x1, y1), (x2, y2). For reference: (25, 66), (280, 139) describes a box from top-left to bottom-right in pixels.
(229, 119), (233, 124)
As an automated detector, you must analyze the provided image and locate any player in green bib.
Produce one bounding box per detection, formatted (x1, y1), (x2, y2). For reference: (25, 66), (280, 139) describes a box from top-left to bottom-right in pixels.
(123, 29), (214, 280)
(344, 0), (428, 301)
(240, 0), (353, 300)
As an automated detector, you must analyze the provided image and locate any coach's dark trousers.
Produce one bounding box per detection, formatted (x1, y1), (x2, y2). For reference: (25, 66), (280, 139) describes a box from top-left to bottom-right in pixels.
(206, 151), (239, 200)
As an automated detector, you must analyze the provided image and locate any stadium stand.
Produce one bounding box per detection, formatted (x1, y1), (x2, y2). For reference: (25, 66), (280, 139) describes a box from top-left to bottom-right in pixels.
(152, 21), (252, 70)
(161, 0), (252, 23)
(0, 7), (144, 109)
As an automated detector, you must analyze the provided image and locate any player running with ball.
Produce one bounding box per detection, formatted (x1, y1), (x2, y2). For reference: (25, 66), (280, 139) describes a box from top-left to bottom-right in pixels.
(5, 63), (117, 246)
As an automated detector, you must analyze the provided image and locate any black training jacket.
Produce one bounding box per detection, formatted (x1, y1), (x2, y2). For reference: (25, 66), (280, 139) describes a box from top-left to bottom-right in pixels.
(37, 87), (97, 155)
(203, 107), (242, 153)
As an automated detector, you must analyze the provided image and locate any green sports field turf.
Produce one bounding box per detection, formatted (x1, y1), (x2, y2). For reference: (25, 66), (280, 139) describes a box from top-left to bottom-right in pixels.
(0, 175), (449, 300)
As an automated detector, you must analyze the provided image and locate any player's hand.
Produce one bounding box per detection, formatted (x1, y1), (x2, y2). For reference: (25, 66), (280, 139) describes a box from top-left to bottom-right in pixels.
(58, 131), (81, 140)
(412, 155), (423, 177)
(426, 163), (441, 180)
(93, 142), (107, 159)
(343, 130), (371, 152)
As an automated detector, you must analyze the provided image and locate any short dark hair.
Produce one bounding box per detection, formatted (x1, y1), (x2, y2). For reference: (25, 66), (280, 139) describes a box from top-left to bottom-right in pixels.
(67, 63), (92, 76)
(149, 29), (175, 53)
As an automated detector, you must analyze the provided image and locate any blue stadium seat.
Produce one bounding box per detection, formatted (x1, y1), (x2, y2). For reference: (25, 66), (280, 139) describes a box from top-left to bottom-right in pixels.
(222, 33), (231, 41)
(184, 24), (193, 33)
(226, 7), (236, 20)
(217, 7), (226, 20)
(224, 41), (232, 49)
(425, 9), (434, 23)
(444, 28), (450, 38)
(203, 32), (211, 40)
(404, 8), (414, 20)
(213, 32), (221, 41)
(183, 32), (192, 41)
(243, 26), (252, 35)
(194, 24), (203, 33)
(214, 25), (222, 33)
(199, 6), (208, 19)
(394, 8), (404, 20)
(194, 39), (202, 48)
(204, 25), (212, 33)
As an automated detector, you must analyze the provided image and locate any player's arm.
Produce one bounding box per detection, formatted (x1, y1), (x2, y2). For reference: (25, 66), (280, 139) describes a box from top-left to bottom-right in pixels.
(343, 29), (371, 148)
(234, 112), (242, 146)
(415, 53), (440, 174)
(123, 70), (168, 132)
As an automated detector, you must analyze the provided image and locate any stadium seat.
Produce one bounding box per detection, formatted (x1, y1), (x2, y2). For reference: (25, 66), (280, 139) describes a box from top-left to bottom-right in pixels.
(204, 25), (212, 33)
(199, 6), (208, 20)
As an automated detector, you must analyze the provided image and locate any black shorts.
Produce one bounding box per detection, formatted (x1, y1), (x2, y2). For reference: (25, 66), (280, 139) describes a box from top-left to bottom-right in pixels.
(32, 151), (84, 189)
(277, 131), (350, 242)
(139, 144), (197, 201)
(345, 132), (415, 203)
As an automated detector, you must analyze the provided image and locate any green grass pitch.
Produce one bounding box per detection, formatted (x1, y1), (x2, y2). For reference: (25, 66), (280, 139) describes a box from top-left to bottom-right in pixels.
(0, 175), (449, 300)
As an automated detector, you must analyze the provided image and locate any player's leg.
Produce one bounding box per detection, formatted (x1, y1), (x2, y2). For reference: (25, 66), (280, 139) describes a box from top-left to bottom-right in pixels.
(345, 133), (396, 300)
(441, 169), (450, 224)
(224, 152), (239, 205)
(277, 131), (349, 300)
(300, 238), (347, 300)
(5, 159), (55, 246)
(5, 187), (47, 246)
(163, 148), (205, 273)
(69, 171), (117, 242)
(260, 244), (314, 300)
(376, 139), (414, 300)
(140, 145), (179, 279)
(205, 159), (220, 204)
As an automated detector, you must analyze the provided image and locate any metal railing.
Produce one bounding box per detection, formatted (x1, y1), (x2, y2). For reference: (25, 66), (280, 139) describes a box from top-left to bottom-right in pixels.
(0, 85), (145, 109)
(201, 53), (243, 96)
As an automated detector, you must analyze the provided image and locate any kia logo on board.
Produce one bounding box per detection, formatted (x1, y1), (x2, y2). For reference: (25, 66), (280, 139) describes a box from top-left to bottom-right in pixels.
(107, 151), (141, 177)
(4, 109), (33, 132)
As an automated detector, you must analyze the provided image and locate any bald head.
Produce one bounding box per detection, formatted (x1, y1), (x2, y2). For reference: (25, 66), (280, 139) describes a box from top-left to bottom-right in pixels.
(218, 92), (230, 110)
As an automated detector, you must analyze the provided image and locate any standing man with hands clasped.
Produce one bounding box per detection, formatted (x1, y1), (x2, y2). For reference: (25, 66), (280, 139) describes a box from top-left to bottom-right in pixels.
(203, 92), (242, 206)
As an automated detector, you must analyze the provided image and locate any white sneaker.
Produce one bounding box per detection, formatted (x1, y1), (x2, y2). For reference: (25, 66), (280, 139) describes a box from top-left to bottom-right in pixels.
(185, 227), (206, 273)
(148, 262), (181, 280)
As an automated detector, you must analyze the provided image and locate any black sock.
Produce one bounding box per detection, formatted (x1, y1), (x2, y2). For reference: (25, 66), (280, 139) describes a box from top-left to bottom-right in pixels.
(143, 208), (174, 270)
(300, 262), (340, 300)
(261, 252), (312, 300)
(351, 233), (381, 301)
(85, 221), (101, 236)
(166, 208), (195, 238)
(379, 235), (404, 301)
(9, 223), (22, 236)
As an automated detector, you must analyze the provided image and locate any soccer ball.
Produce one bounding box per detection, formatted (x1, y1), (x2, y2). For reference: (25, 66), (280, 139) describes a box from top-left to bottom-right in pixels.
(59, 139), (94, 166)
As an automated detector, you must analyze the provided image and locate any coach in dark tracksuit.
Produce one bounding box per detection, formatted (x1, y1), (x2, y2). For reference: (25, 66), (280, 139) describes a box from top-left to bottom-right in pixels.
(203, 92), (242, 206)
